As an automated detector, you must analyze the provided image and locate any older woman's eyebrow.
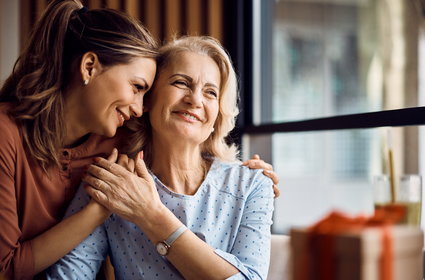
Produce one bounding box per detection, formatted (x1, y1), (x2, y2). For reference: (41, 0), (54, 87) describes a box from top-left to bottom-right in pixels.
(169, 73), (192, 81)
(169, 73), (219, 89)
(205, 83), (219, 90)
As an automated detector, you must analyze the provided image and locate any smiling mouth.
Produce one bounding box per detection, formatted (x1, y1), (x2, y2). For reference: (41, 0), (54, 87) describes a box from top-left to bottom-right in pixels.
(175, 111), (202, 122)
(117, 110), (129, 126)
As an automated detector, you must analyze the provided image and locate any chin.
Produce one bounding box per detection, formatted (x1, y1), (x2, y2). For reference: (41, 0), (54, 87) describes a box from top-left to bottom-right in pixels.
(103, 126), (118, 138)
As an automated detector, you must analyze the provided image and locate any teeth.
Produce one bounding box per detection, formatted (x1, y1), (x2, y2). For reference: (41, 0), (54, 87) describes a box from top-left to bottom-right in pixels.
(118, 112), (125, 122)
(181, 112), (199, 121)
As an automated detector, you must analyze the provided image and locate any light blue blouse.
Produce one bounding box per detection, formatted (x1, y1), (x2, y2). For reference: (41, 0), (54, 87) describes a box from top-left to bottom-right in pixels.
(47, 158), (274, 280)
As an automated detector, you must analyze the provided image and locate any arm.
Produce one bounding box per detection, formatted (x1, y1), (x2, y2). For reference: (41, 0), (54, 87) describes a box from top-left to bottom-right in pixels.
(46, 186), (109, 279)
(0, 143), (115, 278)
(163, 174), (274, 280)
(84, 153), (274, 280)
(213, 175), (274, 279)
(32, 150), (124, 273)
(32, 201), (109, 273)
(27, 149), (122, 274)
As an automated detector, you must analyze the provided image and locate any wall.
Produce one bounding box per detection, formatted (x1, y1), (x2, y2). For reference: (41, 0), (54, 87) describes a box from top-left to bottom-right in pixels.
(19, 0), (223, 45)
(0, 0), (19, 84)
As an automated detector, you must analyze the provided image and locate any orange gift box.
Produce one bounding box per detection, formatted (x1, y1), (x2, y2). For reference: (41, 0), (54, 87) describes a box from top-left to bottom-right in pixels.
(290, 209), (423, 280)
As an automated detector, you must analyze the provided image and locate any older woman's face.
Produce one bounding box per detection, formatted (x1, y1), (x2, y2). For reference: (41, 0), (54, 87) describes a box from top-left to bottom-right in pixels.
(147, 51), (220, 145)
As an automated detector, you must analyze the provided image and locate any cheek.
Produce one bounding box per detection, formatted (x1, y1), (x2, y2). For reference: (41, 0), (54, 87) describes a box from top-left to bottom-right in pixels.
(208, 103), (220, 123)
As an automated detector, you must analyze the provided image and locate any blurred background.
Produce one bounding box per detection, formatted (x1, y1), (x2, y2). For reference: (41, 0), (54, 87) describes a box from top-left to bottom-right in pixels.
(1, 0), (424, 234)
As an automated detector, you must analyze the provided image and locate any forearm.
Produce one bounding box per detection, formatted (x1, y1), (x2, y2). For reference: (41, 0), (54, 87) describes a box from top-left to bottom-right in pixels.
(32, 201), (109, 273)
(135, 206), (239, 280)
(167, 231), (239, 280)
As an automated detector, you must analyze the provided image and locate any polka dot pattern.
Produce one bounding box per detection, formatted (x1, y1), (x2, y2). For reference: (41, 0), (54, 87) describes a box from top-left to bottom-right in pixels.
(47, 158), (274, 280)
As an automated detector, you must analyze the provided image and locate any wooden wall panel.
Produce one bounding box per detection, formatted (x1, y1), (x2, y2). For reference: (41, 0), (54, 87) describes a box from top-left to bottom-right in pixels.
(105, 0), (120, 10)
(124, 0), (140, 19)
(186, 0), (202, 36)
(164, 0), (182, 40)
(20, 0), (33, 51)
(144, 0), (162, 42)
(207, 0), (222, 42)
(87, 0), (103, 9)
(35, 0), (47, 19)
(20, 0), (225, 49)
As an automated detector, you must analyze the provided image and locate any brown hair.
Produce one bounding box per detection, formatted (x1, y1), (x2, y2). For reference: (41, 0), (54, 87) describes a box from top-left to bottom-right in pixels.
(0, 0), (158, 170)
(125, 36), (240, 166)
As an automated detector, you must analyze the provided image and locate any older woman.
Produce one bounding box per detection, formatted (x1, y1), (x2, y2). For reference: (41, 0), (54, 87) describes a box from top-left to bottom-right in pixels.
(47, 36), (274, 280)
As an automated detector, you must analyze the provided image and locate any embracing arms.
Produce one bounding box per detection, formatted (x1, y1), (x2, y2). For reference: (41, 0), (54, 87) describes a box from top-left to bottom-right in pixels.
(0, 147), (119, 278)
(81, 153), (274, 279)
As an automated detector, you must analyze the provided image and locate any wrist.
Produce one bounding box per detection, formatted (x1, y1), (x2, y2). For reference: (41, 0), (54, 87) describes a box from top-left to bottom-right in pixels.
(85, 200), (111, 224)
(136, 205), (182, 244)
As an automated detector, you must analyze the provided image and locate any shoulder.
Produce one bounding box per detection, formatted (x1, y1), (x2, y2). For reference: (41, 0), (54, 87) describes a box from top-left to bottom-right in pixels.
(0, 103), (19, 131)
(0, 104), (21, 175)
(208, 158), (274, 199)
(0, 103), (21, 148)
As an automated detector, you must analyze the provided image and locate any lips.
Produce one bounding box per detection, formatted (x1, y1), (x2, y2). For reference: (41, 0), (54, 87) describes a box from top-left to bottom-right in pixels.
(116, 110), (129, 126)
(173, 110), (202, 122)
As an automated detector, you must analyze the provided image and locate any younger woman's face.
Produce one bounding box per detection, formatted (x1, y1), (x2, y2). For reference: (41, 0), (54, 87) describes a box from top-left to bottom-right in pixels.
(79, 57), (156, 138)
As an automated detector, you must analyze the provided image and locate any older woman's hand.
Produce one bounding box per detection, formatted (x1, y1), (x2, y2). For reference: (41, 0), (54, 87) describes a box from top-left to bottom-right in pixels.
(85, 148), (120, 217)
(82, 151), (163, 225)
(242, 154), (280, 198)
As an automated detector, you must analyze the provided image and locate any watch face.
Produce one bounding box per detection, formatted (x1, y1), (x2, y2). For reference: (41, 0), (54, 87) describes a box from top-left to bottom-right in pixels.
(156, 242), (168, 256)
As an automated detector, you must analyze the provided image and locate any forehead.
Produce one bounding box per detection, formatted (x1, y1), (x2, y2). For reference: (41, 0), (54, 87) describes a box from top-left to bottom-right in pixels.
(162, 52), (221, 84)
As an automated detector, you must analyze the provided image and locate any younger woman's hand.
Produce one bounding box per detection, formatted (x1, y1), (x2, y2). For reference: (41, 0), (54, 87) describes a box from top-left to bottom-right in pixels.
(242, 154), (280, 198)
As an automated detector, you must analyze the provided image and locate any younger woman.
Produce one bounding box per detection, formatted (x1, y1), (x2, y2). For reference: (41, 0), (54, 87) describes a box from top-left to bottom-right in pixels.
(0, 1), (157, 278)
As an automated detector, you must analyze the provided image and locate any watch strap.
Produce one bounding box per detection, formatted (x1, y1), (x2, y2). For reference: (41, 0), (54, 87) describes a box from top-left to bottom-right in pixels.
(164, 225), (187, 246)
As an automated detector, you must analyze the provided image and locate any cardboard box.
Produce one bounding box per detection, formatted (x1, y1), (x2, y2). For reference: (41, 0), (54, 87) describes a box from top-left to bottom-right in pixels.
(291, 226), (423, 280)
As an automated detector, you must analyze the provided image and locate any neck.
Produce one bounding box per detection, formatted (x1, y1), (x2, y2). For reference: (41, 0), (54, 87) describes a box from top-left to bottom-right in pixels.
(150, 137), (210, 195)
(62, 88), (89, 147)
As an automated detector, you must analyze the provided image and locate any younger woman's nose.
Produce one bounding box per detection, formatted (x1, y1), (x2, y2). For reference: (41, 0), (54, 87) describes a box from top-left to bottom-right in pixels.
(130, 102), (143, 118)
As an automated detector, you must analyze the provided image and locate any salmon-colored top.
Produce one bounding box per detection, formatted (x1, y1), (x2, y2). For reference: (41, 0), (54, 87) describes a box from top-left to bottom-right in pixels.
(0, 103), (117, 279)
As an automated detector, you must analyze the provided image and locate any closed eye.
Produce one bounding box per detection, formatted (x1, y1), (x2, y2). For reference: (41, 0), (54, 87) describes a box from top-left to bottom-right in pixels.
(133, 83), (148, 93)
(172, 80), (189, 88)
(206, 90), (218, 98)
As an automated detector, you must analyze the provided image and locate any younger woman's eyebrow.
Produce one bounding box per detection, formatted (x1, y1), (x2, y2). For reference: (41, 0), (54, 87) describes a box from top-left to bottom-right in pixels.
(134, 76), (149, 90)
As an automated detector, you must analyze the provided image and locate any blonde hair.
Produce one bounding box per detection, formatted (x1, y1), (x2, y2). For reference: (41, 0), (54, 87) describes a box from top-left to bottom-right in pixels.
(0, 0), (158, 170)
(125, 36), (240, 164)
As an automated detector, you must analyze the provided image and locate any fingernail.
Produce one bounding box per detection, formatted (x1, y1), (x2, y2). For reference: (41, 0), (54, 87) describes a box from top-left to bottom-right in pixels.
(140, 150), (144, 159)
(93, 157), (100, 163)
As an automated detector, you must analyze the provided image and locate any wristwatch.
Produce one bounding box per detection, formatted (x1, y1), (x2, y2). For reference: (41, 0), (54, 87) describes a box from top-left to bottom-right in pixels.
(156, 225), (187, 256)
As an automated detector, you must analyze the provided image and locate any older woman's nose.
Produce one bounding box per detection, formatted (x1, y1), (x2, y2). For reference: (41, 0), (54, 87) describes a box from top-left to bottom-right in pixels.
(184, 88), (203, 107)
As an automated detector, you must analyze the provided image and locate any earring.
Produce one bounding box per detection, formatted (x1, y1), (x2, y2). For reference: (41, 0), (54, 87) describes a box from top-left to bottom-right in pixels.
(211, 127), (215, 132)
(84, 79), (89, 85)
